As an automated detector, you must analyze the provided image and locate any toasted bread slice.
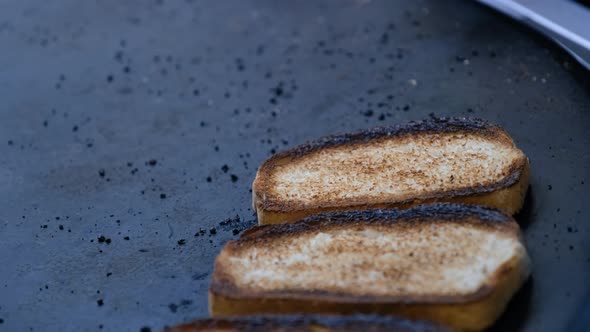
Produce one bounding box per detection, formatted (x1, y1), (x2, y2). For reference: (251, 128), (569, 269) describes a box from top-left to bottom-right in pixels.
(210, 204), (531, 332)
(252, 117), (529, 224)
(165, 314), (448, 332)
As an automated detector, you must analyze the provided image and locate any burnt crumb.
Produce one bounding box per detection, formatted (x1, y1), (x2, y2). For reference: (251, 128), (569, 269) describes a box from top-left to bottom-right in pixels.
(0, 318), (3, 324)
(403, 105), (410, 111)
(7, 140), (14, 145)
(192, 272), (208, 280)
(97, 236), (111, 244)
(140, 327), (151, 332)
(147, 159), (157, 166)
(235, 57), (245, 71)
(194, 228), (206, 237)
(168, 299), (193, 313)
(123, 236), (130, 240)
(106, 272), (112, 277)
(455, 55), (466, 62)
(363, 110), (374, 117)
(221, 164), (229, 173)
(230, 174), (238, 182)
(378, 114), (385, 121)
(467, 108), (474, 113)
(548, 185), (552, 190)
(206, 176), (212, 182)
(209, 228), (217, 235)
(214, 145), (219, 152)
(139, 249), (149, 253)
(106, 75), (114, 83)
(200, 121), (207, 127)
(98, 169), (106, 178)
(160, 193), (167, 199)
(72, 125), (78, 132)
(131, 168), (139, 175)
(177, 239), (186, 246)
(59, 225), (64, 230)
(219, 216), (256, 235)
(97, 299), (104, 306)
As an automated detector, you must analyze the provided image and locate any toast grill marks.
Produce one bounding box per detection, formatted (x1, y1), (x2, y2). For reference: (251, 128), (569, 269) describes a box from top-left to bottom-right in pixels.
(211, 204), (526, 303)
(165, 315), (448, 332)
(253, 117), (527, 214)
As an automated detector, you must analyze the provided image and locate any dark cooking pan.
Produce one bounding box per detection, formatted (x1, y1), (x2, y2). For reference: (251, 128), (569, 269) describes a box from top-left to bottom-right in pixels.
(0, 1), (588, 331)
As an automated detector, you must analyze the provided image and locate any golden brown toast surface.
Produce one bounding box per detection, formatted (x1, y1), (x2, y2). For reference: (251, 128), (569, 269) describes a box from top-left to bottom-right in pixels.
(165, 315), (448, 332)
(253, 118), (529, 224)
(210, 204), (531, 331)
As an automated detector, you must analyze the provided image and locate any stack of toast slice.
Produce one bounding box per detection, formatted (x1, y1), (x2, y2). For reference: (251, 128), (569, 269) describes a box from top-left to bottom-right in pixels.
(170, 117), (531, 331)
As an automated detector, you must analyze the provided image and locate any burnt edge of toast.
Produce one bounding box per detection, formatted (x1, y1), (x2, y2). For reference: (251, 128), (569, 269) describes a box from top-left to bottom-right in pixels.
(254, 117), (527, 211)
(270, 117), (504, 159)
(167, 314), (446, 332)
(211, 203), (521, 304)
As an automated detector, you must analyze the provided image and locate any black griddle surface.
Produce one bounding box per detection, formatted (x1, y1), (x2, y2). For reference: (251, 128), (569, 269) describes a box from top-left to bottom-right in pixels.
(0, 1), (588, 331)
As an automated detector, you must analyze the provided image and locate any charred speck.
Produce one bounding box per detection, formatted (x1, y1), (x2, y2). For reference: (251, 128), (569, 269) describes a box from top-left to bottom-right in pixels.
(97, 299), (104, 306)
(7, 140), (14, 145)
(363, 110), (374, 117)
(98, 169), (106, 178)
(106, 75), (114, 83)
(378, 114), (385, 121)
(221, 165), (229, 173)
(195, 228), (206, 237)
(123, 236), (130, 240)
(230, 174), (238, 182)
(59, 225), (64, 230)
(209, 228), (217, 235)
(548, 185), (553, 190)
(403, 105), (410, 111)
(160, 193), (167, 199)
(72, 125), (78, 132)
(106, 272), (112, 277)
(272, 86), (283, 97)
(140, 327), (151, 332)
(206, 176), (212, 182)
(147, 159), (157, 166)
(97, 236), (111, 244)
(232, 229), (240, 235)
(192, 272), (208, 280)
(177, 239), (186, 246)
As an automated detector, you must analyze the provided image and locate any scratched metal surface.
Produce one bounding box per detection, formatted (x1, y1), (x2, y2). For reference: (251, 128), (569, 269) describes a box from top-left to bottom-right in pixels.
(0, 1), (588, 331)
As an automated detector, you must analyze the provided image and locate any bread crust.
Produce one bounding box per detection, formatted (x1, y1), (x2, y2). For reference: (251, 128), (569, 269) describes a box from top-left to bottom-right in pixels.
(252, 117), (529, 224)
(209, 204), (531, 331)
(165, 314), (448, 332)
